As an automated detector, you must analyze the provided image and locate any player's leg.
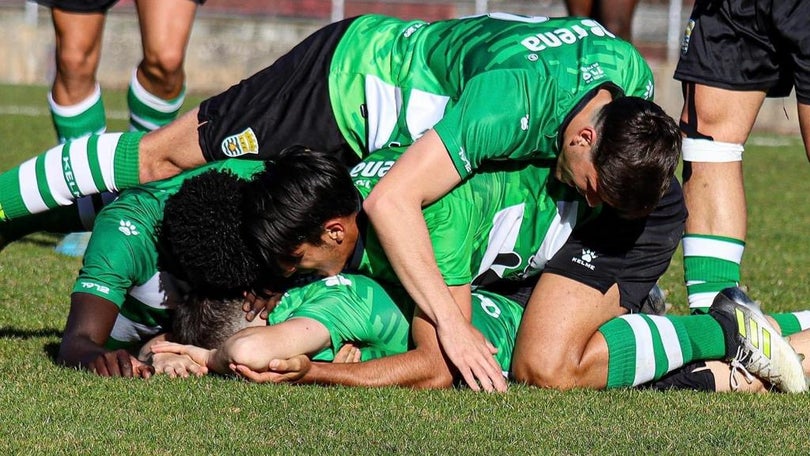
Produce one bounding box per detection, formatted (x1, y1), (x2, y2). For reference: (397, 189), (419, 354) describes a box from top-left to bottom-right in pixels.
(511, 274), (627, 389)
(0, 109), (204, 222)
(510, 275), (725, 390)
(799, 102), (810, 161)
(680, 83), (765, 313)
(129, 0), (199, 131)
(594, 0), (637, 42)
(49, 8), (107, 142)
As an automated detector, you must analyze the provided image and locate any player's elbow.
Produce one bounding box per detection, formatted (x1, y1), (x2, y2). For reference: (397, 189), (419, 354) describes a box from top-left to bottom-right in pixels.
(223, 335), (266, 370)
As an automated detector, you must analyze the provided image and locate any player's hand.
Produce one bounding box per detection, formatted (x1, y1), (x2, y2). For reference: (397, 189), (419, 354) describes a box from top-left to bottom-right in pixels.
(333, 343), (361, 363)
(243, 289), (282, 321)
(90, 349), (155, 379)
(151, 341), (213, 371)
(436, 318), (506, 392)
(151, 352), (208, 378)
(231, 354), (311, 383)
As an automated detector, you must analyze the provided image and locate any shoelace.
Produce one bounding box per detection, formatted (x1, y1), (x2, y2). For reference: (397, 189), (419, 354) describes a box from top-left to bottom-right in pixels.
(728, 350), (755, 392)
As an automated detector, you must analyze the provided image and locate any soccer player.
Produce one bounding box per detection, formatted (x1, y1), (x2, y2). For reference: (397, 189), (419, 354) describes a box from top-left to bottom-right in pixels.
(37, 0), (203, 256)
(161, 147), (809, 392)
(57, 159), (265, 377)
(674, 0), (810, 313)
(40, 0), (199, 141)
(0, 13), (695, 388)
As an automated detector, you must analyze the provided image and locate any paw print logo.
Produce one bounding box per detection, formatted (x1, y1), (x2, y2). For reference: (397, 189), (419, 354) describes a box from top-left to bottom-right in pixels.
(581, 249), (597, 262)
(520, 114), (530, 131)
(118, 220), (140, 236)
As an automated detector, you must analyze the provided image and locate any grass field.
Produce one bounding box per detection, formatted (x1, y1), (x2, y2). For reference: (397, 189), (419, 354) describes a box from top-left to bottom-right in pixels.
(1, 83), (809, 454)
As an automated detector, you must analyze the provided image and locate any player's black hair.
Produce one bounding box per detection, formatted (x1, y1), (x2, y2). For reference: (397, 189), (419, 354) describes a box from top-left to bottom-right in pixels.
(158, 167), (263, 297)
(241, 146), (359, 273)
(593, 96), (681, 219)
(172, 294), (248, 349)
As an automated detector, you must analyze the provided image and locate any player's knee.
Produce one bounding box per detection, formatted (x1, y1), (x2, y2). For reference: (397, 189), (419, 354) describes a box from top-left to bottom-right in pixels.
(511, 354), (579, 391)
(56, 49), (97, 80)
(140, 50), (186, 84)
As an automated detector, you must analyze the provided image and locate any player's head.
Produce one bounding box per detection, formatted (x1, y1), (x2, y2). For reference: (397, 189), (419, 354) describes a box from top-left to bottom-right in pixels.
(159, 167), (263, 296)
(592, 97), (681, 218)
(241, 146), (360, 277)
(172, 294), (265, 349)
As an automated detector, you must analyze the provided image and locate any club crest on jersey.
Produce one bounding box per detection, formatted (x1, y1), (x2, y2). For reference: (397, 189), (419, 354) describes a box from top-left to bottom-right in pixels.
(221, 127), (259, 157)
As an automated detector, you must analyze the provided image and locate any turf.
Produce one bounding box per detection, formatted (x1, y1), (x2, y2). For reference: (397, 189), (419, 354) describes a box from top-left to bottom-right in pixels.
(1, 84), (809, 454)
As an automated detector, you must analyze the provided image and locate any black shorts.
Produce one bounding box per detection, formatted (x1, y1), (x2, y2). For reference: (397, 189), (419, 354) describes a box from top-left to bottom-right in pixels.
(36, 0), (205, 13)
(197, 18), (360, 168)
(543, 176), (686, 313)
(674, 0), (810, 104)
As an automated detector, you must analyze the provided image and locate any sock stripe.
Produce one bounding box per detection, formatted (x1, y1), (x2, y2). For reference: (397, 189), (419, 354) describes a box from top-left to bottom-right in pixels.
(21, 157), (49, 214)
(648, 315), (685, 376)
(86, 135), (107, 192)
(683, 237), (745, 262)
(796, 311), (810, 331)
(621, 315), (655, 385)
(98, 132), (123, 190)
(35, 152), (58, 209)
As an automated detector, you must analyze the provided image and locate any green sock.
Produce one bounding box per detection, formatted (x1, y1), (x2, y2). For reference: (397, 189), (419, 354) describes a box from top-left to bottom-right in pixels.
(683, 234), (744, 314)
(48, 84), (107, 143)
(600, 313), (725, 389)
(0, 132), (143, 221)
(127, 69), (185, 132)
(768, 311), (810, 337)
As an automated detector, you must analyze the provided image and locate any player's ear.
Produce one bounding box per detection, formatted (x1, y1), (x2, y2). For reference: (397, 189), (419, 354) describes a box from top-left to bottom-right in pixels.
(324, 219), (346, 243)
(577, 125), (595, 148)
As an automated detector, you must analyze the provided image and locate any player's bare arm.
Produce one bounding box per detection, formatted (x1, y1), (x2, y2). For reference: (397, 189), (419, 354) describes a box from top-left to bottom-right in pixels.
(58, 293), (154, 378)
(152, 317), (332, 375)
(363, 130), (505, 392)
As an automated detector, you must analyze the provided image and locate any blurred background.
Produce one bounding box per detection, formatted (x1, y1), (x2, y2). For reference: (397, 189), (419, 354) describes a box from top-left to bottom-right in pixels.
(0, 0), (798, 134)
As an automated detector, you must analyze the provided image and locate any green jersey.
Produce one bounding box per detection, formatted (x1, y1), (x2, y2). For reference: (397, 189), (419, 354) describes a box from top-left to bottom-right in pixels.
(330, 14), (654, 177)
(350, 148), (592, 288)
(268, 274), (413, 362)
(72, 159), (265, 350)
(269, 273), (522, 373)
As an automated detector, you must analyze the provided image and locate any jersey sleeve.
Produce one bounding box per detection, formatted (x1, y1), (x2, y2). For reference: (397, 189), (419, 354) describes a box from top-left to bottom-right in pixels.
(433, 71), (556, 180)
(71, 207), (157, 307)
(276, 275), (410, 362)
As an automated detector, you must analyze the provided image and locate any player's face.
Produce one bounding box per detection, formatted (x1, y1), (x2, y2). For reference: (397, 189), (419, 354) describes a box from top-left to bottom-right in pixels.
(278, 240), (343, 277)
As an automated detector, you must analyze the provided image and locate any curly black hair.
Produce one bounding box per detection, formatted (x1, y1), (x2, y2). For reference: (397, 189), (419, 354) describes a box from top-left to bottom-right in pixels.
(159, 167), (262, 297)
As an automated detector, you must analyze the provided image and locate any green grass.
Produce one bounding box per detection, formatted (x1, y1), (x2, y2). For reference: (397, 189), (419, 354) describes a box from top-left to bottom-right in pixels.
(2, 84), (810, 454)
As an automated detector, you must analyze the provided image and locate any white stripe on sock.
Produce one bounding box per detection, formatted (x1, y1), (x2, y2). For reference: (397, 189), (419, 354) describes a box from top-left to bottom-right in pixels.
(794, 311), (810, 331)
(621, 315), (656, 386)
(96, 132), (122, 191)
(683, 236), (744, 263)
(18, 157), (48, 214)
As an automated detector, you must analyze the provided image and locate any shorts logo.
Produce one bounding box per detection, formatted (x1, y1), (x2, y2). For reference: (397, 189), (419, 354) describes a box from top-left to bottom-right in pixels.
(571, 249), (598, 270)
(681, 19), (695, 56)
(0, 203), (5, 221)
(221, 127), (259, 157)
